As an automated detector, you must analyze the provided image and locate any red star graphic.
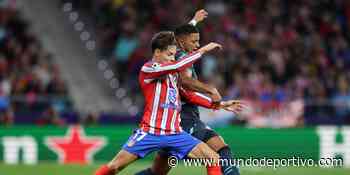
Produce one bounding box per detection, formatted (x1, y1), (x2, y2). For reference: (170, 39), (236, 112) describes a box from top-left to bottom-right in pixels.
(45, 125), (106, 164)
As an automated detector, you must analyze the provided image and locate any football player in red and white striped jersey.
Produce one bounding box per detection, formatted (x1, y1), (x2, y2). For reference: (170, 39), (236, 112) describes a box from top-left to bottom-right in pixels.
(95, 31), (240, 175)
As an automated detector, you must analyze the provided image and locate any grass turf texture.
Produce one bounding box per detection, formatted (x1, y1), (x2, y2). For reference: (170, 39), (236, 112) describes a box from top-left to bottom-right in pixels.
(0, 162), (349, 175)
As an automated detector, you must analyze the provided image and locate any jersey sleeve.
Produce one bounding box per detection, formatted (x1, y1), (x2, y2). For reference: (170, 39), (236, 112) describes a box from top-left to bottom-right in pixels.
(179, 88), (218, 109)
(140, 52), (202, 79)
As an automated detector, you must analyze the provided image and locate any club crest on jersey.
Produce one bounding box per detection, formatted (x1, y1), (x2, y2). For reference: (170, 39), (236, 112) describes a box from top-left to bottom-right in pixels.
(161, 88), (180, 110)
(151, 62), (160, 70)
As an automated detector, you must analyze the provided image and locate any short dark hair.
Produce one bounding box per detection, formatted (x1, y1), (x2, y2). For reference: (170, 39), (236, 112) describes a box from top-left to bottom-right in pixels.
(174, 24), (199, 37)
(151, 31), (176, 53)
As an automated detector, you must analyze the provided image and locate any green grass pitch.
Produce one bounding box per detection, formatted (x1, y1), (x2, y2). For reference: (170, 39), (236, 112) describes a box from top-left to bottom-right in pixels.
(0, 161), (349, 175)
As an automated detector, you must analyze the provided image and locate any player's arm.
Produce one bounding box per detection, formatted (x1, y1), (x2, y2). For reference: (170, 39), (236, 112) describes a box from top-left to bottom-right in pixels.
(188, 9), (208, 26)
(179, 87), (220, 109)
(179, 74), (214, 94)
(141, 51), (202, 79)
(141, 42), (222, 79)
(179, 71), (222, 102)
(221, 100), (248, 114)
(180, 87), (248, 115)
(178, 10), (223, 100)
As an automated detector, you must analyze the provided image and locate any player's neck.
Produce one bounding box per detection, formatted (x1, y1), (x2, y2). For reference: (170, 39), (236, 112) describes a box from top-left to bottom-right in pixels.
(177, 46), (188, 53)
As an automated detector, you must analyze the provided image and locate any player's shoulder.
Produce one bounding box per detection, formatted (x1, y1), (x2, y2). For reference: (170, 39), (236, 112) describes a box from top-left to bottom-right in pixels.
(142, 61), (155, 67)
(141, 61), (161, 72)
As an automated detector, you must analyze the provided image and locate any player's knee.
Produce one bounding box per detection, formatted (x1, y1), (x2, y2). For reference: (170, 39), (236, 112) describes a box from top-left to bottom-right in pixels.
(206, 135), (228, 152)
(202, 144), (220, 160)
(205, 146), (220, 159)
(211, 143), (228, 153)
(215, 143), (228, 152)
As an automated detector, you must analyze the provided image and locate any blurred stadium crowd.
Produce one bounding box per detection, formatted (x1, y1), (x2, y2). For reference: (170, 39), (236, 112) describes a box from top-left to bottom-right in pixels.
(1, 0), (350, 127)
(71, 0), (350, 127)
(0, 1), (72, 125)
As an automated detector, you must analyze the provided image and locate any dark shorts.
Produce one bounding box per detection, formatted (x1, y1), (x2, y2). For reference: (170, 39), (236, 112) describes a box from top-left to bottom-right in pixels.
(180, 117), (219, 142)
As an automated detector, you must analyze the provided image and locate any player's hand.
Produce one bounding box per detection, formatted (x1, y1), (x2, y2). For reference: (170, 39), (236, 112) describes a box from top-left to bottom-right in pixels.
(193, 9), (208, 23)
(198, 42), (222, 53)
(208, 87), (222, 102)
(220, 100), (248, 114)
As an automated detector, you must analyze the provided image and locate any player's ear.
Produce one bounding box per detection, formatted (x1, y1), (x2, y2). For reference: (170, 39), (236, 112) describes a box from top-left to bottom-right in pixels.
(154, 48), (161, 55)
(176, 38), (184, 49)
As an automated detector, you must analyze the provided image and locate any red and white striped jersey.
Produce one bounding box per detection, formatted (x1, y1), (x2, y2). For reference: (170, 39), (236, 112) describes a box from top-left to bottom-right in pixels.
(138, 52), (215, 135)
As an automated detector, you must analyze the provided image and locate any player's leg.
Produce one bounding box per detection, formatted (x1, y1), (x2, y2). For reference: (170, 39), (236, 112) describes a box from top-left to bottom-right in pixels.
(182, 118), (222, 175)
(134, 150), (171, 175)
(151, 150), (172, 175)
(206, 134), (240, 175)
(187, 141), (220, 160)
(96, 129), (159, 175)
(183, 118), (239, 175)
(133, 119), (222, 175)
(167, 131), (220, 173)
(95, 149), (138, 175)
(136, 131), (210, 175)
(188, 142), (222, 175)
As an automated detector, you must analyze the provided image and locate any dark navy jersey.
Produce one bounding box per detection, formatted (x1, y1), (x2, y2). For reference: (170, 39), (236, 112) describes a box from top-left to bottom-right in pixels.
(175, 50), (200, 119)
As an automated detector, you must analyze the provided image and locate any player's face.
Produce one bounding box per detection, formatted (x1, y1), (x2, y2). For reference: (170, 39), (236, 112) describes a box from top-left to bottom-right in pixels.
(182, 33), (200, 52)
(162, 45), (177, 62)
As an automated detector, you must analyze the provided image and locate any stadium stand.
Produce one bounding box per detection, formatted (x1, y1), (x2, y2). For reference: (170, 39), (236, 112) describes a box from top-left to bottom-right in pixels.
(2, 0), (349, 127)
(68, 0), (350, 127)
(0, 2), (73, 125)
